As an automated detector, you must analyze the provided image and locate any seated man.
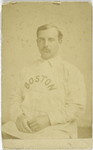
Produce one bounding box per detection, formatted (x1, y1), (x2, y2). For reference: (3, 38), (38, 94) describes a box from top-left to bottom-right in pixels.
(2, 24), (86, 139)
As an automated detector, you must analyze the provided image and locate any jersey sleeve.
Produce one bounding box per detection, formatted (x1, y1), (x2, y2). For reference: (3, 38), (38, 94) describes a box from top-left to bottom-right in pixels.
(48, 66), (86, 125)
(10, 66), (27, 122)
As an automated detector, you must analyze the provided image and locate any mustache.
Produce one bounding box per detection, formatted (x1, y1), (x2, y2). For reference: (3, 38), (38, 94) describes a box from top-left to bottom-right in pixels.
(42, 47), (50, 52)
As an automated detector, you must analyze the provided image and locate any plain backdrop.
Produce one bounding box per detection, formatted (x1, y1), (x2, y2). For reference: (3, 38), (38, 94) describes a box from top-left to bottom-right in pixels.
(2, 2), (92, 128)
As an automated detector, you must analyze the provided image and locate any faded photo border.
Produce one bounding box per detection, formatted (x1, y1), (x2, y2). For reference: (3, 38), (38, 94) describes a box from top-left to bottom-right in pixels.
(0, 0), (93, 149)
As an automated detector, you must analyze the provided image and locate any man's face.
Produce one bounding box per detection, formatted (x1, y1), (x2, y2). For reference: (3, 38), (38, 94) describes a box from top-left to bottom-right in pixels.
(37, 27), (61, 60)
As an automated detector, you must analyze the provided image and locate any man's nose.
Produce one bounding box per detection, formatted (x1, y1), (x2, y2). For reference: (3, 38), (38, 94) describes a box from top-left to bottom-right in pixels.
(44, 39), (49, 47)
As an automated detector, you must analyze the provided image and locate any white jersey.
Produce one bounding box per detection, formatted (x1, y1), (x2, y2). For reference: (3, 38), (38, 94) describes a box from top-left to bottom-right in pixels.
(3, 55), (86, 139)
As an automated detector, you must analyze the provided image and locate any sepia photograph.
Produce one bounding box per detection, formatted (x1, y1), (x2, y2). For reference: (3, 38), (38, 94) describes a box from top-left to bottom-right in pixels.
(1, 1), (92, 149)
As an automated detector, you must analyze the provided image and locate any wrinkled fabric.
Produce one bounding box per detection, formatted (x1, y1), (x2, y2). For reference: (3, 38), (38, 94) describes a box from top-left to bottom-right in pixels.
(4, 55), (86, 139)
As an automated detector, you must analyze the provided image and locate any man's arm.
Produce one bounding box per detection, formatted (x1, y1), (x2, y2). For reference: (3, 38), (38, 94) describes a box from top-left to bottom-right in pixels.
(47, 69), (86, 125)
(10, 73), (24, 122)
(10, 67), (32, 133)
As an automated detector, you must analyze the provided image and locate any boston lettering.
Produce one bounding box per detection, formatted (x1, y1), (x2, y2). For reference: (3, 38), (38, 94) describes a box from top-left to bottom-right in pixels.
(24, 75), (56, 91)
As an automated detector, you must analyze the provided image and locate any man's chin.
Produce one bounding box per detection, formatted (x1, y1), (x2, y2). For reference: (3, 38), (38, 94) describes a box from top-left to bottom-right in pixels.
(41, 54), (51, 60)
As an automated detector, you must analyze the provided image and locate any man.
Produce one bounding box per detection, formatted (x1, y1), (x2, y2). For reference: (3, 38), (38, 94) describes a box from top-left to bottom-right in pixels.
(2, 24), (86, 139)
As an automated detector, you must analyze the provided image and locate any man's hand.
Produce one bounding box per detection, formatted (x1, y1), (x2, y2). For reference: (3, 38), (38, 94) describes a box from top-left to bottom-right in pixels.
(16, 114), (32, 133)
(28, 115), (51, 132)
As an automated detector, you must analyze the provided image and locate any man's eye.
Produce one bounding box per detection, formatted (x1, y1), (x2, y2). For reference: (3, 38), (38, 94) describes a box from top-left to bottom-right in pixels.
(38, 39), (44, 42)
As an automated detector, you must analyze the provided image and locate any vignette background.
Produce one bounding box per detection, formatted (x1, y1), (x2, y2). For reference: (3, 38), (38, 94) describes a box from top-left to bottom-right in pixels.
(2, 2), (92, 138)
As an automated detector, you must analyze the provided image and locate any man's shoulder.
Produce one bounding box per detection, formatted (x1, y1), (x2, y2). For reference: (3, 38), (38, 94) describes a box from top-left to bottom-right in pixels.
(24, 59), (40, 69)
(61, 59), (83, 77)
(62, 60), (78, 70)
(20, 60), (39, 75)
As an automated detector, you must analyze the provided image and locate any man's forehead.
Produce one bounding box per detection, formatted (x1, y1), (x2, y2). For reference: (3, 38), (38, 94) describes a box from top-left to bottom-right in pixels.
(37, 27), (58, 38)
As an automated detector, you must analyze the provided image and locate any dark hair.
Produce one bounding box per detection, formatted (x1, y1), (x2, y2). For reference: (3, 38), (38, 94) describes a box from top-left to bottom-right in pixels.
(37, 24), (63, 41)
